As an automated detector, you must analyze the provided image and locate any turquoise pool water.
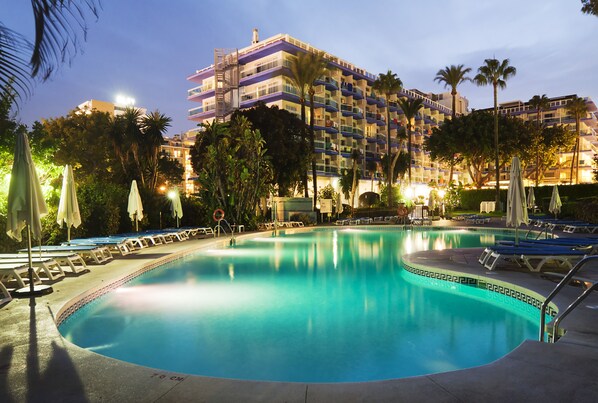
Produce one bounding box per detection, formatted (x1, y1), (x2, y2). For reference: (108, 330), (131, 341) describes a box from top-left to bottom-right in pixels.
(60, 228), (542, 382)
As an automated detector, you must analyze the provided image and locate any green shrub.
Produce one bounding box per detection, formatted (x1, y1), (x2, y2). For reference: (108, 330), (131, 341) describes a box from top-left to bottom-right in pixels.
(290, 212), (315, 226)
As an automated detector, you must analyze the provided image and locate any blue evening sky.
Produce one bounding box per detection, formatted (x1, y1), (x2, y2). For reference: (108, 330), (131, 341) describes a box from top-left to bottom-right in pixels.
(3, 0), (597, 136)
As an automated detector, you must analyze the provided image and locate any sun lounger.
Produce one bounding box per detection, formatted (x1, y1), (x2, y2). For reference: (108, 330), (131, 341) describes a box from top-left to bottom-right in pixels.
(24, 245), (113, 264)
(0, 263), (43, 289)
(562, 223), (598, 234)
(154, 229), (189, 242)
(0, 257), (66, 281)
(496, 238), (598, 254)
(0, 281), (11, 305)
(480, 246), (587, 272)
(7, 252), (88, 274)
(67, 237), (134, 256)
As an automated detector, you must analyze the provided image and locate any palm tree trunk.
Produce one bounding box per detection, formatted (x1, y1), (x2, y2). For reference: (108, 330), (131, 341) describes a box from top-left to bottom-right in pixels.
(309, 92), (318, 220)
(448, 160), (454, 186)
(300, 96), (308, 197)
(570, 119), (580, 185)
(350, 162), (358, 218)
(386, 96), (393, 207)
(451, 88), (457, 120)
(407, 123), (412, 186)
(493, 83), (500, 208)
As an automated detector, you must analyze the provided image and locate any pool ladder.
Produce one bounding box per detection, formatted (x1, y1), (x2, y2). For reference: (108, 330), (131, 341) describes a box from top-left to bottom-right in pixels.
(215, 218), (236, 246)
(539, 256), (598, 343)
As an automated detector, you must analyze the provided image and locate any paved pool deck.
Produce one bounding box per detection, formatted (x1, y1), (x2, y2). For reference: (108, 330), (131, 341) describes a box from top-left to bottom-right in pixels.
(1, 221), (598, 402)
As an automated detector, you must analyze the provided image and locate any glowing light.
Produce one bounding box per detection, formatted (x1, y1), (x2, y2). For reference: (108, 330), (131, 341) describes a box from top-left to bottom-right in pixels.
(167, 190), (176, 199)
(404, 186), (414, 199)
(115, 94), (136, 106)
(438, 189), (446, 199)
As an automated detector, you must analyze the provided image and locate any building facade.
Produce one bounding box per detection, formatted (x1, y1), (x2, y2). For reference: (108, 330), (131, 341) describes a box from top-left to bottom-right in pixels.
(187, 33), (467, 202)
(160, 132), (198, 195)
(480, 95), (598, 185)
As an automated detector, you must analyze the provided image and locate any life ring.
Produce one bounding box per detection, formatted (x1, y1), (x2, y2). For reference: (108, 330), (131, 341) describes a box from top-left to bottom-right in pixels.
(213, 209), (225, 221)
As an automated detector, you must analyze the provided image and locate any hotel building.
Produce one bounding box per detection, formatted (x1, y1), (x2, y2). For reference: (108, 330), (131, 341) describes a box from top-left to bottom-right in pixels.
(160, 132), (198, 195)
(479, 95), (598, 185)
(187, 32), (467, 201)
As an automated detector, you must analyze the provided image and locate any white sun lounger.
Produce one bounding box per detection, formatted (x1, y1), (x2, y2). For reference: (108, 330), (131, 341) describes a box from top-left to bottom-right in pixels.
(0, 281), (11, 305)
(0, 263), (43, 289)
(67, 238), (134, 256)
(0, 258), (66, 281)
(9, 252), (88, 274)
(24, 245), (113, 264)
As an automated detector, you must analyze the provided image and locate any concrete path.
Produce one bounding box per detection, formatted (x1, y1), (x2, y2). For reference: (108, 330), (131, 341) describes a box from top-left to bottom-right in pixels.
(1, 224), (598, 402)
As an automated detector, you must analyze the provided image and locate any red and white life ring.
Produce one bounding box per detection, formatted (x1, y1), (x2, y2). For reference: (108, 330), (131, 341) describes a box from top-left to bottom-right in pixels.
(213, 209), (225, 221)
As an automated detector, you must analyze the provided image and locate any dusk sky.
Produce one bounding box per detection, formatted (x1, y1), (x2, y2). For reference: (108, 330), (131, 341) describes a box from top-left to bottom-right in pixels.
(4, 1), (597, 136)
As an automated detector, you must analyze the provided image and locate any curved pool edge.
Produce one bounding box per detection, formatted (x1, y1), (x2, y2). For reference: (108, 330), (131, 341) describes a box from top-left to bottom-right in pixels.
(3, 228), (598, 402)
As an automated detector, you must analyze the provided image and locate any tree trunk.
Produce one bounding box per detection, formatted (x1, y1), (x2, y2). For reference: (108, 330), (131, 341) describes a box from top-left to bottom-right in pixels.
(493, 83), (500, 209)
(300, 96), (308, 197)
(386, 95), (393, 207)
(407, 123), (412, 186)
(309, 91), (318, 221)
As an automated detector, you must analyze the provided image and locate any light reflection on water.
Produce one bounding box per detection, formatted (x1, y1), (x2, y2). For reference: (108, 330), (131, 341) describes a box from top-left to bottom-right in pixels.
(60, 228), (542, 383)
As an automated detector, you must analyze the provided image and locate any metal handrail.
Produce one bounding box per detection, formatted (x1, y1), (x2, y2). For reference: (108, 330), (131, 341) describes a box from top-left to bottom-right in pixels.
(539, 255), (598, 342)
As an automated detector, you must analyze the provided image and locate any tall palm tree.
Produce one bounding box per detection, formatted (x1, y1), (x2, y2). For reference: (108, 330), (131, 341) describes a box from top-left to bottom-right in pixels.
(141, 110), (172, 190)
(474, 58), (516, 208)
(396, 97), (424, 186)
(434, 64), (471, 184)
(0, 1), (100, 104)
(373, 70), (403, 206)
(528, 94), (550, 187)
(289, 50), (328, 215)
(565, 96), (588, 184)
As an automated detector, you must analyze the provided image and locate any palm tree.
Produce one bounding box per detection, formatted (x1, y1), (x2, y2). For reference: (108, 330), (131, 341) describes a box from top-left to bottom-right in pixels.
(434, 64), (471, 184)
(373, 70), (403, 206)
(434, 64), (471, 119)
(289, 50), (328, 215)
(565, 96), (588, 184)
(528, 94), (550, 187)
(141, 110), (172, 190)
(396, 97), (424, 186)
(474, 58), (516, 208)
(0, 1), (100, 104)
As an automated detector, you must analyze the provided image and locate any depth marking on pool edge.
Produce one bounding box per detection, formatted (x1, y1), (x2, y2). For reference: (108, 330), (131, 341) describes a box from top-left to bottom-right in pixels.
(151, 373), (186, 382)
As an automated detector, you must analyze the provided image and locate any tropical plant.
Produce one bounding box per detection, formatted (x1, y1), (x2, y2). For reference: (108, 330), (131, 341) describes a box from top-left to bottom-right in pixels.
(566, 96), (589, 184)
(396, 97), (424, 186)
(235, 102), (310, 196)
(425, 111), (531, 188)
(0, 0), (100, 104)
(474, 58), (516, 205)
(140, 111), (172, 190)
(289, 50), (328, 213)
(527, 95), (550, 186)
(373, 70), (403, 206)
(194, 116), (272, 227)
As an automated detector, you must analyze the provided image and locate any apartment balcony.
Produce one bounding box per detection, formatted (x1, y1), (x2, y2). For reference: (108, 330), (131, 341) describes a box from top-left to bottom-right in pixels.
(365, 134), (378, 143)
(325, 120), (339, 134)
(315, 76), (339, 91)
(352, 106), (363, 119)
(340, 125), (354, 137)
(325, 98), (339, 112)
(188, 104), (216, 118)
(376, 133), (387, 145)
(325, 143), (339, 155)
(187, 84), (214, 100)
(388, 101), (398, 112)
(352, 127), (364, 139)
(341, 104), (353, 116)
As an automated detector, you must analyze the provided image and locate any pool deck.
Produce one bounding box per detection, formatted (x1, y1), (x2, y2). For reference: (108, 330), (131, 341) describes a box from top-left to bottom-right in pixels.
(2, 220), (598, 402)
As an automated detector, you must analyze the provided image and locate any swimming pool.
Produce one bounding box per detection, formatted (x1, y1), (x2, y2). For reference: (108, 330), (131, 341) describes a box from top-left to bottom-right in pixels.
(59, 228), (543, 383)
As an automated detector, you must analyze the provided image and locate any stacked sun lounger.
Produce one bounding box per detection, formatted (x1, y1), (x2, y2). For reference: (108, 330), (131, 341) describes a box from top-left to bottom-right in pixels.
(23, 245), (113, 264)
(1, 252), (88, 274)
